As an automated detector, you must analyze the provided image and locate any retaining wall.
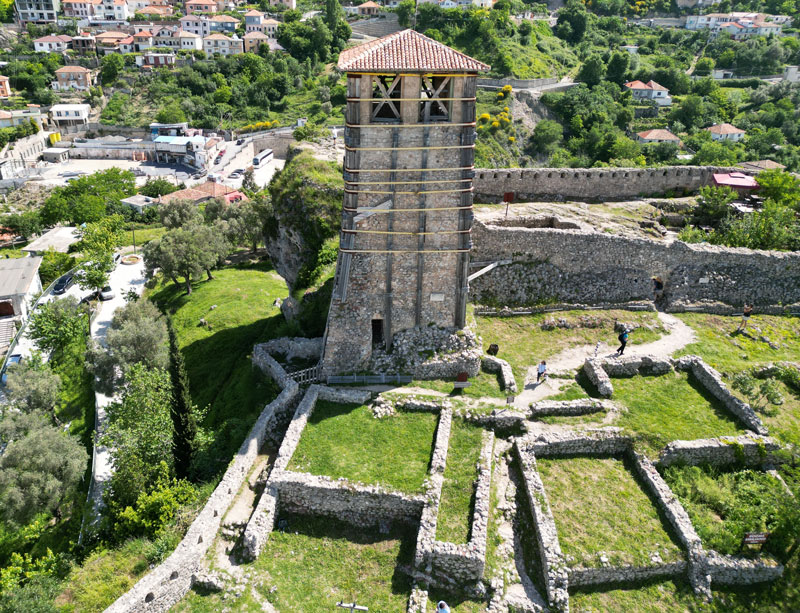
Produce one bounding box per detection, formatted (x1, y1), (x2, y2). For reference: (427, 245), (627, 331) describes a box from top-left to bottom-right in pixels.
(706, 552), (784, 585)
(472, 166), (735, 202)
(567, 561), (687, 588)
(529, 398), (613, 417)
(106, 352), (299, 612)
(523, 431), (631, 458)
(470, 221), (800, 310)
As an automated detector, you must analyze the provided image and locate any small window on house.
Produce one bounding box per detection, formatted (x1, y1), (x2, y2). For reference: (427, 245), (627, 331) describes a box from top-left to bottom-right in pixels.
(371, 75), (401, 122)
(371, 318), (384, 347)
(419, 75), (451, 122)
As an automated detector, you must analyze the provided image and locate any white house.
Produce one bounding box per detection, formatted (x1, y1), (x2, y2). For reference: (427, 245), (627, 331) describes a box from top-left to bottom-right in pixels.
(0, 257), (42, 321)
(179, 31), (203, 50)
(624, 80), (672, 106)
(33, 34), (73, 52)
(203, 33), (244, 56)
(707, 123), (746, 142)
(50, 103), (91, 127)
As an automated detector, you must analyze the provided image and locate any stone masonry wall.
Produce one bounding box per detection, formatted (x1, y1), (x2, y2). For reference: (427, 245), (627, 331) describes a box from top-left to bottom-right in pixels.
(472, 166), (736, 203)
(567, 561), (687, 588)
(514, 440), (570, 612)
(106, 350), (300, 613)
(675, 356), (768, 435)
(470, 221), (800, 310)
(657, 435), (782, 468)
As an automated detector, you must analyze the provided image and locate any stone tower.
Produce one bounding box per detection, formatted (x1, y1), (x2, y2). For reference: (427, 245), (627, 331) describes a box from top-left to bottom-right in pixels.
(321, 30), (489, 374)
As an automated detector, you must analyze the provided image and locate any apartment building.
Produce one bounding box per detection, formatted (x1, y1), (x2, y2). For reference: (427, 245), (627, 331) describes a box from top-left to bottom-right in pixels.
(203, 32), (243, 56)
(50, 103), (91, 127)
(209, 14), (239, 32)
(14, 0), (61, 24)
(185, 0), (217, 14)
(61, 0), (101, 18)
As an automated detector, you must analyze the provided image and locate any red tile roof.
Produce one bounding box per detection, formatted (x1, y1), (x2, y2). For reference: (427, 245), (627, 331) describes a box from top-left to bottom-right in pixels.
(194, 180), (235, 197)
(338, 29), (490, 73)
(624, 79), (667, 91)
(636, 129), (680, 141)
(707, 123), (745, 135)
(55, 65), (91, 73)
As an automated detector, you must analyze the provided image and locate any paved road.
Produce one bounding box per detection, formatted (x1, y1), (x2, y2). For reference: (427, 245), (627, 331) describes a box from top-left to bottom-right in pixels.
(87, 257), (147, 514)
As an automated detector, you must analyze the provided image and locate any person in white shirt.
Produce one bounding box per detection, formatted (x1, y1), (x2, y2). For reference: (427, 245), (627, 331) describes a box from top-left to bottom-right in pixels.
(537, 360), (547, 383)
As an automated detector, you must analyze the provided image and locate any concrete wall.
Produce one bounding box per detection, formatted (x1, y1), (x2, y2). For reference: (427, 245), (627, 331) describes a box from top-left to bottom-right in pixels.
(472, 166), (736, 203)
(470, 221), (800, 310)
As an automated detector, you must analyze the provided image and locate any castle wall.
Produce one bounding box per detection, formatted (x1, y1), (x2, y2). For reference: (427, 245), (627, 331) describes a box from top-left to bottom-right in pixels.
(472, 166), (738, 202)
(470, 222), (800, 309)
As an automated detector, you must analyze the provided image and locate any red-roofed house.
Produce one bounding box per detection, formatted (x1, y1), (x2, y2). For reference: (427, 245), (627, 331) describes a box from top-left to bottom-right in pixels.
(624, 80), (672, 106)
(33, 34), (73, 53)
(185, 0), (217, 14)
(358, 0), (381, 15)
(713, 172), (759, 194)
(706, 123), (746, 142)
(53, 66), (93, 91)
(635, 129), (681, 144)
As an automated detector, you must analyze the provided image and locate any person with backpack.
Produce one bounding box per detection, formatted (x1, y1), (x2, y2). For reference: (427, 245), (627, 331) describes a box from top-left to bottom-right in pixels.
(616, 329), (629, 356)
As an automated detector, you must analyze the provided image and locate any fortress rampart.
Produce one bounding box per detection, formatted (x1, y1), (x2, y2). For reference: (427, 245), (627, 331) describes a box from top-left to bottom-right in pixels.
(472, 166), (738, 202)
(470, 221), (800, 310)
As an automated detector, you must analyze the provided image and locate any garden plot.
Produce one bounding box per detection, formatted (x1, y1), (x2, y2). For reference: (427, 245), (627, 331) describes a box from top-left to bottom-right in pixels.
(287, 401), (438, 494)
(536, 457), (684, 569)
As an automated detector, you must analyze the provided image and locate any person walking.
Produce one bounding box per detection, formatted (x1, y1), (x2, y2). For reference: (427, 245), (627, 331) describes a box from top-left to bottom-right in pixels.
(537, 360), (547, 383)
(616, 329), (629, 356)
(737, 303), (753, 331)
(437, 602), (451, 613)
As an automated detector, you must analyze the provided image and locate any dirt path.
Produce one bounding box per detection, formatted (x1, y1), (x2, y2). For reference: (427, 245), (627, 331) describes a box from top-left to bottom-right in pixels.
(513, 312), (696, 408)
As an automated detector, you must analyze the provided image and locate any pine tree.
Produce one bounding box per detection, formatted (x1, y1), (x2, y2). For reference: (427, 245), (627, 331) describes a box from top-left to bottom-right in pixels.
(167, 316), (196, 480)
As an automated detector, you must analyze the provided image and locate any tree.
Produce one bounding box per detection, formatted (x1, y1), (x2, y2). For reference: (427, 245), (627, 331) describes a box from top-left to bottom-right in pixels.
(104, 365), (174, 508)
(555, 0), (590, 43)
(155, 100), (186, 124)
(755, 169), (800, 210)
(143, 225), (208, 294)
(28, 297), (88, 355)
(576, 55), (605, 88)
(139, 178), (178, 198)
(167, 318), (196, 480)
(75, 215), (124, 295)
(4, 357), (61, 419)
(693, 185), (736, 226)
(732, 372), (783, 415)
(1, 210), (41, 239)
(222, 200), (264, 252)
(38, 248), (75, 286)
(532, 119), (563, 155)
(100, 53), (124, 85)
(0, 412), (88, 526)
(606, 51), (629, 86)
(241, 168), (257, 193)
(694, 56), (715, 77)
(158, 199), (202, 229)
(40, 168), (136, 225)
(88, 298), (169, 393)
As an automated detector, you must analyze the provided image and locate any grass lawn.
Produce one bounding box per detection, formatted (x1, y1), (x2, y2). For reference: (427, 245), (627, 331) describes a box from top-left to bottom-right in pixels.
(436, 419), (485, 544)
(149, 262), (289, 478)
(123, 224), (166, 248)
(536, 457), (684, 568)
(411, 371), (508, 401)
(611, 371), (746, 456)
(55, 538), (154, 612)
(570, 579), (699, 612)
(288, 401), (438, 493)
(252, 514), (414, 612)
(0, 246), (24, 258)
(662, 464), (794, 557)
(474, 310), (665, 396)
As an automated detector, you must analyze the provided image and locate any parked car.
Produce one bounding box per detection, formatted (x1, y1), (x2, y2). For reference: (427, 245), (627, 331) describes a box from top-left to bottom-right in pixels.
(1, 354), (21, 384)
(228, 171), (242, 179)
(99, 286), (114, 301)
(236, 138), (245, 146)
(214, 156), (223, 165)
(52, 273), (75, 295)
(74, 137), (88, 143)
(60, 171), (86, 177)
(132, 168), (146, 177)
(192, 169), (208, 179)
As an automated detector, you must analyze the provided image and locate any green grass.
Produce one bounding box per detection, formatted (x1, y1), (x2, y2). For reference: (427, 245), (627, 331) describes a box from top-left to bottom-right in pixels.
(610, 371), (746, 456)
(288, 402), (438, 494)
(536, 457), (684, 568)
(570, 579), (699, 612)
(50, 332), (95, 452)
(663, 465), (795, 557)
(123, 225), (166, 248)
(0, 246), (24, 258)
(148, 261), (289, 479)
(436, 419), (485, 544)
(252, 514), (414, 612)
(474, 310), (666, 395)
(55, 538), (154, 611)
(270, 87), (344, 128)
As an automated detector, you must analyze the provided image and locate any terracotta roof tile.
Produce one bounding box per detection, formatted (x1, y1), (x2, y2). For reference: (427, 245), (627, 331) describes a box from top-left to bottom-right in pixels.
(637, 129), (680, 141)
(707, 123), (745, 134)
(338, 29), (489, 73)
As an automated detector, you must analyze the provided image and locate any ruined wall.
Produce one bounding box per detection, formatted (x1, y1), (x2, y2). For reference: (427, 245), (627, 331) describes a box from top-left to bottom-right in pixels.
(470, 222), (800, 310)
(472, 166), (736, 202)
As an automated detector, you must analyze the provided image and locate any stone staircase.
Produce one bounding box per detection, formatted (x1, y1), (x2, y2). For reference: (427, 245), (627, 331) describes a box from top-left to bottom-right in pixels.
(350, 14), (402, 39)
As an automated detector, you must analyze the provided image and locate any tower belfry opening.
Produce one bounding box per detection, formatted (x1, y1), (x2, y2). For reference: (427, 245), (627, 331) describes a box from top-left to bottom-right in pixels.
(321, 29), (490, 375)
